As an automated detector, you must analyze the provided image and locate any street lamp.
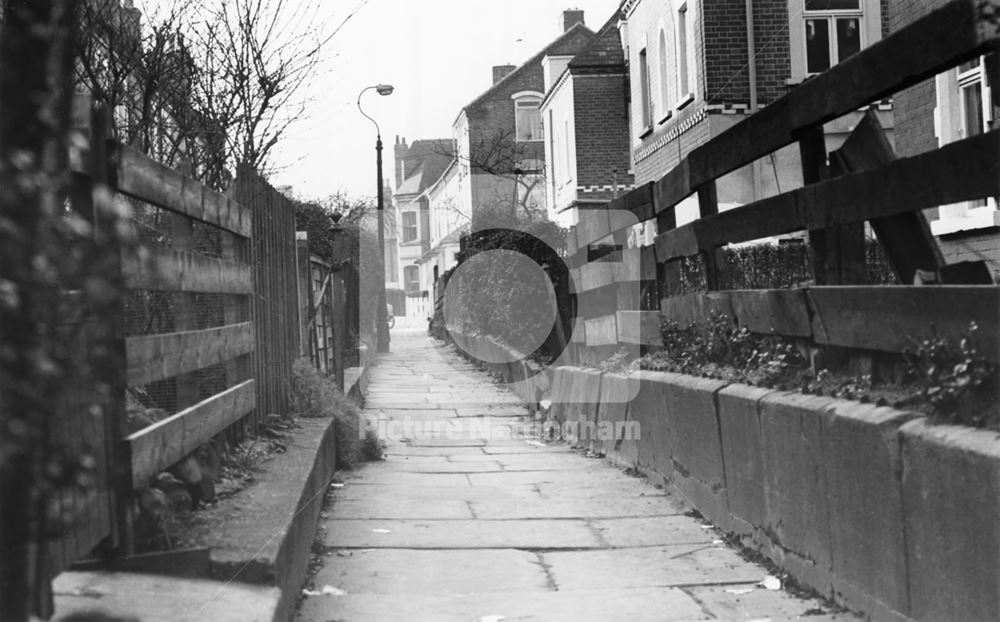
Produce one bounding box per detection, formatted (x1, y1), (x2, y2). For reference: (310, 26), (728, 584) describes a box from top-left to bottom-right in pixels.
(358, 83), (394, 353)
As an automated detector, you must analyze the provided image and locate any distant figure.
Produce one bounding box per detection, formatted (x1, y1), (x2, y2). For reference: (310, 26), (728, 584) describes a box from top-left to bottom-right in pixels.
(386, 303), (395, 329)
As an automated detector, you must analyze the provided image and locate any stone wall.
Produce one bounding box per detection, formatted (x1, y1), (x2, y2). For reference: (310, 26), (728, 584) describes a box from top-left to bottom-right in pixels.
(548, 366), (999, 622)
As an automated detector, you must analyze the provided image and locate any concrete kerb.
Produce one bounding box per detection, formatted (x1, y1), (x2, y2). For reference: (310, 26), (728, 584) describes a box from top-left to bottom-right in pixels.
(51, 418), (340, 622)
(595, 373), (639, 461)
(658, 373), (731, 530)
(758, 391), (836, 595)
(563, 368), (603, 449)
(899, 419), (1000, 622)
(821, 400), (918, 622)
(625, 370), (677, 487)
(716, 384), (774, 540)
(566, 362), (1000, 622)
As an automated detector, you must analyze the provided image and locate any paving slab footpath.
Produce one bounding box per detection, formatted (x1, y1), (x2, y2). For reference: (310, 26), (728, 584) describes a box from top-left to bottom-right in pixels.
(297, 329), (861, 622)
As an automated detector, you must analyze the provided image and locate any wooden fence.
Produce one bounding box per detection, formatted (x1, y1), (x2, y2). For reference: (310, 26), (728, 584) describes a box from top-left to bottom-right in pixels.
(302, 253), (349, 390)
(566, 0), (999, 364)
(48, 96), (302, 580)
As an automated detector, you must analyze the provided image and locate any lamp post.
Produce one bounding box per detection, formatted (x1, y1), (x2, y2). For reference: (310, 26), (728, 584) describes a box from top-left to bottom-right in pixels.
(358, 83), (394, 353)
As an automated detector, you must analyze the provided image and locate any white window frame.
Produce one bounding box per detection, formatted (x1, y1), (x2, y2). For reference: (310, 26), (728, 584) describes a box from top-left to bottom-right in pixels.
(511, 91), (544, 142)
(657, 26), (672, 122)
(638, 46), (653, 132)
(401, 211), (418, 243)
(788, 0), (881, 84)
(403, 265), (420, 293)
(672, 0), (696, 109)
(931, 55), (998, 235)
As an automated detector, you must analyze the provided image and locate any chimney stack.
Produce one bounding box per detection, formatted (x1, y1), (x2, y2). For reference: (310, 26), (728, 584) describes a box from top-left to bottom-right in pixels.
(562, 9), (585, 32)
(492, 64), (516, 85)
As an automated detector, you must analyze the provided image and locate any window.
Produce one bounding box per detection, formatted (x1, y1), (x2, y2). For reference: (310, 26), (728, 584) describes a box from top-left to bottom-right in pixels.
(638, 47), (652, 130)
(657, 29), (670, 119)
(514, 97), (543, 141)
(958, 58), (988, 138)
(677, 4), (690, 97)
(401, 211), (417, 242)
(931, 53), (998, 233)
(403, 265), (420, 293)
(803, 0), (862, 75)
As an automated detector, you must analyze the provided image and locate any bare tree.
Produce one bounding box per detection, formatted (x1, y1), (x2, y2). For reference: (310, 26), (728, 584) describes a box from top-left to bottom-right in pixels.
(440, 128), (548, 223)
(74, 0), (334, 186)
(187, 0), (333, 177)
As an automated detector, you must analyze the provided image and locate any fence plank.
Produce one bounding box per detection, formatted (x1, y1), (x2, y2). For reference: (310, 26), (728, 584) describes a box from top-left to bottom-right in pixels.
(122, 246), (252, 294)
(683, 0), (999, 194)
(576, 207), (612, 248)
(729, 290), (813, 337)
(660, 292), (735, 329)
(126, 322), (255, 386)
(652, 130), (999, 262)
(126, 379), (256, 488)
(807, 286), (1000, 360)
(585, 314), (618, 346)
(616, 310), (662, 345)
(116, 146), (251, 237)
(610, 182), (655, 223)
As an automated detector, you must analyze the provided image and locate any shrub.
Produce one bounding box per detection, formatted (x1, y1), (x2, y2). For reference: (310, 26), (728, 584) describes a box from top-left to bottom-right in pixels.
(904, 322), (998, 428)
(639, 312), (807, 389)
(290, 358), (383, 467)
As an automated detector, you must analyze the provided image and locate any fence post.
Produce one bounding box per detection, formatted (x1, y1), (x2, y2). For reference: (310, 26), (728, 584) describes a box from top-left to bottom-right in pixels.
(90, 104), (133, 557)
(296, 233), (311, 358)
(332, 265), (346, 391)
(697, 181), (727, 290)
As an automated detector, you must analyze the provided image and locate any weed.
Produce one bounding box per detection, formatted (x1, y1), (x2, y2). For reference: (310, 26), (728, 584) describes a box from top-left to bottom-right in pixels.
(904, 322), (998, 427)
(290, 358), (383, 467)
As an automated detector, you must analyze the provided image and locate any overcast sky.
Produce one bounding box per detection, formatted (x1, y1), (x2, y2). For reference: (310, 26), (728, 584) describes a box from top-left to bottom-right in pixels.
(266, 0), (622, 201)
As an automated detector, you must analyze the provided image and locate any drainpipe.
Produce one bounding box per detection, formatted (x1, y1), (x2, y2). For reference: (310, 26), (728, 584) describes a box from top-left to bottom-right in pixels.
(746, 0), (761, 201)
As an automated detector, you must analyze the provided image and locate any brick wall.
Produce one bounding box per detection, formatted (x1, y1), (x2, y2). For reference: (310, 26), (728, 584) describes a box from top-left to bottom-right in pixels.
(702, 0), (750, 104)
(574, 74), (633, 189)
(466, 28), (594, 213)
(752, 0), (791, 105)
(887, 0), (945, 157)
(939, 228), (1000, 278)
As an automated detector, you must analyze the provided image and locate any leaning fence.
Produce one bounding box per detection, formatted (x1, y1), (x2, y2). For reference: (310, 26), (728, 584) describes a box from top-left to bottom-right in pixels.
(565, 0), (999, 366)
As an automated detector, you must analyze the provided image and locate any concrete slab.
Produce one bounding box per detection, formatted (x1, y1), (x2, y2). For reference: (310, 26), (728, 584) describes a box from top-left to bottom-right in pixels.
(323, 518), (604, 549)
(592, 516), (718, 547)
(470, 494), (685, 520)
(329, 483), (541, 504)
(53, 571), (280, 622)
(374, 408), (459, 418)
(338, 470), (471, 487)
(310, 548), (548, 594)
(329, 497), (475, 520)
(384, 445), (486, 456)
(368, 459), (503, 473)
(759, 392), (834, 576)
(900, 419), (1000, 622)
(467, 468), (627, 487)
(297, 587), (708, 622)
(717, 384), (773, 536)
(822, 400), (915, 618)
(544, 544), (763, 590)
(684, 583), (846, 620)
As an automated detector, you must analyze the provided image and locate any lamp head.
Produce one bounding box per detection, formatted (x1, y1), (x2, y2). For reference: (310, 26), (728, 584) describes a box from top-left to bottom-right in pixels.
(376, 84), (394, 96)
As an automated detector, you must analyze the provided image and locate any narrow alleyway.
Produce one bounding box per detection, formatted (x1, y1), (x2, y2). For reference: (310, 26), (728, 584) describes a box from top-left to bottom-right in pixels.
(297, 328), (856, 622)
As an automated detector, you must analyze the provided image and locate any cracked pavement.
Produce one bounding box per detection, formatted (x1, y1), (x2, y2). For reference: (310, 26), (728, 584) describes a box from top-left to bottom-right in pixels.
(296, 328), (858, 622)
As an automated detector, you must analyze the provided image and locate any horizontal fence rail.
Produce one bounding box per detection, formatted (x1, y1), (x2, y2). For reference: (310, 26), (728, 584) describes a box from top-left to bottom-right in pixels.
(562, 0), (1000, 363)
